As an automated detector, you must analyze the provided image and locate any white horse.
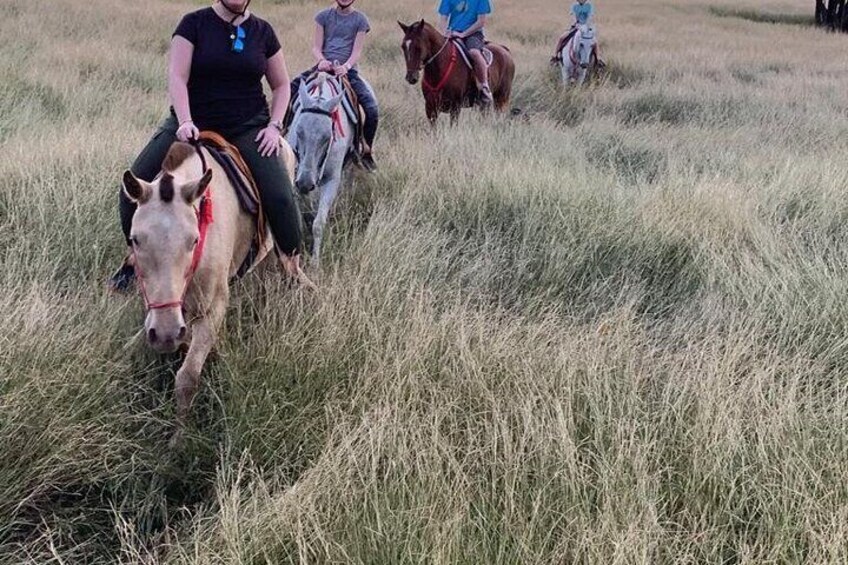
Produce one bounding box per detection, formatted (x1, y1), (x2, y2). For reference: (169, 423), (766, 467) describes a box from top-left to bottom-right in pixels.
(287, 73), (354, 267)
(560, 24), (599, 86)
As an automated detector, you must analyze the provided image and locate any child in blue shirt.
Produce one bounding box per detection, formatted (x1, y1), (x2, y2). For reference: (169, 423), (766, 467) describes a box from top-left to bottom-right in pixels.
(552, 0), (594, 63)
(438, 0), (494, 106)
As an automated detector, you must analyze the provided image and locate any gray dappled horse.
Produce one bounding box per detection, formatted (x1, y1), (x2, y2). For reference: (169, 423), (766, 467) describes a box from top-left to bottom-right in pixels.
(287, 73), (353, 267)
(560, 24), (599, 86)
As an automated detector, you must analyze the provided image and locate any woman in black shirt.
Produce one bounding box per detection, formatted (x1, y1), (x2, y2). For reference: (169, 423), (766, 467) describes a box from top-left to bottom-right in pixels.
(110, 0), (306, 289)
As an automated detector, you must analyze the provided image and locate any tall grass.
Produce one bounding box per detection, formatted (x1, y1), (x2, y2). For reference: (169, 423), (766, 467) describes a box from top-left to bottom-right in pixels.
(2, 0), (848, 562)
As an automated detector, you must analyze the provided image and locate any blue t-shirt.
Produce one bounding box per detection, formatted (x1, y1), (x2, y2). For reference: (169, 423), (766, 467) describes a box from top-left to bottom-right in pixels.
(438, 0), (492, 33)
(572, 2), (593, 24)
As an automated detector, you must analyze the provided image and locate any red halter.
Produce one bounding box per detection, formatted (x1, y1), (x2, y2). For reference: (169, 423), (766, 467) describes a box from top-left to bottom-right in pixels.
(423, 40), (458, 95)
(134, 146), (214, 312)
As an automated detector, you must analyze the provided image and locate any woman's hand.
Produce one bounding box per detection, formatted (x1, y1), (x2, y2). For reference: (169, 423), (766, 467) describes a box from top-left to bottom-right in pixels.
(317, 59), (334, 72)
(176, 120), (199, 142)
(255, 125), (282, 158)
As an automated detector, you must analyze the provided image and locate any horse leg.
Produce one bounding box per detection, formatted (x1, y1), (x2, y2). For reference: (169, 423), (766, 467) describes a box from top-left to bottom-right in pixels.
(172, 287), (226, 442)
(486, 48), (513, 114)
(426, 99), (439, 126)
(449, 107), (461, 125)
(310, 173), (341, 268)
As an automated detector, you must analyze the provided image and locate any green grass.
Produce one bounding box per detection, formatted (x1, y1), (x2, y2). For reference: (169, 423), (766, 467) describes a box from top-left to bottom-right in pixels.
(2, 0), (848, 563)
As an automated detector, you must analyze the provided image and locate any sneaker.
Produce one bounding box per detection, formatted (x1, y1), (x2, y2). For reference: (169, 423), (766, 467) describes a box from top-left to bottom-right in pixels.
(360, 152), (378, 173)
(107, 261), (135, 293)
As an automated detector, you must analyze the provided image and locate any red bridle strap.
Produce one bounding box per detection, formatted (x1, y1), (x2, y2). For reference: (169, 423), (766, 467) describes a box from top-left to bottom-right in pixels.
(134, 153), (214, 312)
(423, 41), (458, 95)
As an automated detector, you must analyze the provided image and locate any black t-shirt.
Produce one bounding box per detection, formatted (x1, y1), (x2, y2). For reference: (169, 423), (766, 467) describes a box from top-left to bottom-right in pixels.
(173, 8), (281, 131)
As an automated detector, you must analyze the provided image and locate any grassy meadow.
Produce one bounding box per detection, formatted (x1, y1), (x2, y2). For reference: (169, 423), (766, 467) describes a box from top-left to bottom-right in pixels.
(2, 0), (848, 562)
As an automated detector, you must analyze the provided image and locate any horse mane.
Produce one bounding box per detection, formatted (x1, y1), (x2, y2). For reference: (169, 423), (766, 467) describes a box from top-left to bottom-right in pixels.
(162, 142), (196, 173)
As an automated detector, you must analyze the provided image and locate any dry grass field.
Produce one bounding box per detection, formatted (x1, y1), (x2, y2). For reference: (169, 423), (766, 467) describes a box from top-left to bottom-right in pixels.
(2, 0), (848, 562)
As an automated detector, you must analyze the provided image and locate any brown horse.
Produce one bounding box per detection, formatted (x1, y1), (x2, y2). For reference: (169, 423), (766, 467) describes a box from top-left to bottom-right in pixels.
(122, 138), (296, 440)
(398, 19), (515, 124)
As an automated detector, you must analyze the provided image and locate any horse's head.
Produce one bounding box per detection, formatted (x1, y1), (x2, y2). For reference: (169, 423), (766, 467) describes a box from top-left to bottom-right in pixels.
(574, 25), (596, 69)
(291, 74), (343, 194)
(123, 143), (212, 353)
(399, 19), (433, 85)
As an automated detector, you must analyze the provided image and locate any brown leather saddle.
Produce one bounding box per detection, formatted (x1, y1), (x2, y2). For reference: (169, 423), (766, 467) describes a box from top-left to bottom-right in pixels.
(197, 131), (271, 276)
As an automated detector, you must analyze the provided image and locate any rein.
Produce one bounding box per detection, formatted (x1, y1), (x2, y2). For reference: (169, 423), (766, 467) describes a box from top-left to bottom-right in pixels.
(422, 39), (458, 95)
(424, 36), (450, 66)
(134, 142), (214, 313)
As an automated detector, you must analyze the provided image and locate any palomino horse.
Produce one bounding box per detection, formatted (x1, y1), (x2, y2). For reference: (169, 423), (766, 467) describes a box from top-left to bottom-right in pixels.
(287, 73), (353, 267)
(122, 139), (296, 436)
(560, 25), (600, 86)
(398, 19), (515, 124)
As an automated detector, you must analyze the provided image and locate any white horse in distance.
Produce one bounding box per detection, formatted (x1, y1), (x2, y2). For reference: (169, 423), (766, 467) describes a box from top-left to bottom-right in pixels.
(560, 25), (600, 86)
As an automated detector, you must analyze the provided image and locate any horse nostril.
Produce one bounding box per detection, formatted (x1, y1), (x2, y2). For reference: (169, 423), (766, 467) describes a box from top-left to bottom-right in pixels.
(177, 326), (187, 340)
(148, 328), (157, 343)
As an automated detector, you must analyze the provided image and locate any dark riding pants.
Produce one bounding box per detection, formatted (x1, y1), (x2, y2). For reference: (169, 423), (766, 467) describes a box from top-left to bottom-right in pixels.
(290, 68), (379, 150)
(119, 112), (302, 255)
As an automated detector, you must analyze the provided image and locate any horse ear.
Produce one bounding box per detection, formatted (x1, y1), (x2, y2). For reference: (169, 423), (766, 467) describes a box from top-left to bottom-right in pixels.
(319, 93), (343, 113)
(122, 170), (150, 204)
(298, 80), (314, 107)
(418, 18), (425, 28)
(182, 168), (213, 204)
(398, 20), (410, 33)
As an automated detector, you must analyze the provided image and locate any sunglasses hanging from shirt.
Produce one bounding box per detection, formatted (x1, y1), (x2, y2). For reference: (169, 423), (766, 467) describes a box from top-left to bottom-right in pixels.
(230, 24), (246, 53)
(226, 1), (250, 55)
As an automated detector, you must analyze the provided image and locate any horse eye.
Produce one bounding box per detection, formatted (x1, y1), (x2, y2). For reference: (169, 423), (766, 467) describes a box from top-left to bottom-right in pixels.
(130, 236), (139, 247)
